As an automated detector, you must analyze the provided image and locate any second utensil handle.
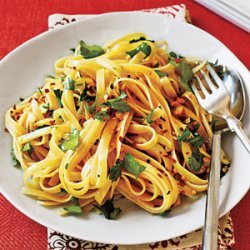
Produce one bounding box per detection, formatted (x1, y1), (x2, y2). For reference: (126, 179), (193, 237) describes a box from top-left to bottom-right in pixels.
(202, 131), (221, 250)
(226, 116), (250, 154)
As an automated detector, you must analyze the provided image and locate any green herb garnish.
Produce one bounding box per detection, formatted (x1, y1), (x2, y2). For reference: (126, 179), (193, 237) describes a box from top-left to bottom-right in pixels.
(188, 148), (204, 173)
(46, 75), (55, 79)
(103, 92), (131, 112)
(85, 102), (96, 114)
(54, 89), (63, 108)
(177, 128), (191, 144)
(78, 41), (105, 59)
(63, 205), (82, 215)
(80, 88), (95, 102)
(126, 42), (151, 58)
(60, 129), (79, 151)
(124, 153), (146, 178)
(145, 109), (155, 124)
(64, 78), (75, 90)
(10, 149), (20, 167)
(169, 51), (183, 59)
(154, 70), (167, 77)
(37, 87), (43, 95)
(189, 136), (204, 148)
(178, 127), (205, 173)
(109, 160), (123, 182)
(94, 199), (121, 220)
(43, 103), (50, 110)
(22, 142), (33, 155)
(176, 62), (194, 83)
(94, 111), (110, 122)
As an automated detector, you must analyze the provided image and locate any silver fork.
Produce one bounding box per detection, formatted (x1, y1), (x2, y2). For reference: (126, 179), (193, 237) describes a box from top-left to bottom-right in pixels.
(192, 64), (250, 153)
(191, 65), (250, 250)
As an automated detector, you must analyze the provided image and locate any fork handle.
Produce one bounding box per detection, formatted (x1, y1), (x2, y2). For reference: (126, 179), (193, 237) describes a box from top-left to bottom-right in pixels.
(202, 131), (221, 250)
(226, 116), (250, 154)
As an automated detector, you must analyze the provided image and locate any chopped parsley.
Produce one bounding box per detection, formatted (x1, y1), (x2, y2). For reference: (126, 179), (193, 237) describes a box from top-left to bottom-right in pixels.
(78, 41), (105, 59)
(54, 89), (63, 108)
(109, 160), (123, 181)
(168, 52), (193, 91)
(10, 149), (20, 167)
(43, 103), (50, 111)
(63, 205), (82, 215)
(46, 75), (56, 79)
(79, 88), (95, 102)
(188, 148), (204, 173)
(176, 62), (194, 83)
(126, 42), (151, 58)
(94, 111), (110, 122)
(145, 109), (155, 124)
(177, 128), (191, 144)
(60, 129), (79, 151)
(124, 153), (146, 178)
(103, 92), (130, 112)
(177, 127), (205, 173)
(63, 197), (82, 215)
(64, 78), (75, 90)
(37, 87), (43, 95)
(109, 154), (146, 181)
(85, 102), (96, 114)
(169, 51), (183, 59)
(22, 142), (33, 155)
(94, 199), (121, 220)
(154, 70), (167, 77)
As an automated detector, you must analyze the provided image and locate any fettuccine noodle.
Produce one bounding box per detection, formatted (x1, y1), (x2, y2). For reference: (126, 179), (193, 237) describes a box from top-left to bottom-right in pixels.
(5, 33), (228, 218)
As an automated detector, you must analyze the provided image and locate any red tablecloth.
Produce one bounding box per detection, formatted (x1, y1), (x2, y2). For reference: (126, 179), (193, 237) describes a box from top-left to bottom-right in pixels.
(0, 1), (249, 249)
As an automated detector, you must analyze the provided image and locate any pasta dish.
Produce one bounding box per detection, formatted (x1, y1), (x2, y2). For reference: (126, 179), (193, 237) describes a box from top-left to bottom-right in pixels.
(5, 33), (229, 219)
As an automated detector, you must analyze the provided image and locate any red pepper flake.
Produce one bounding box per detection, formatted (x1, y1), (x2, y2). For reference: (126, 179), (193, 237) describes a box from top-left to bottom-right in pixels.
(72, 66), (76, 70)
(49, 120), (55, 125)
(175, 58), (180, 63)
(118, 136), (123, 143)
(167, 155), (177, 163)
(13, 104), (16, 110)
(170, 97), (185, 107)
(4, 128), (9, 133)
(43, 112), (51, 118)
(28, 98), (33, 103)
(45, 89), (50, 93)
(50, 83), (56, 86)
(19, 97), (24, 101)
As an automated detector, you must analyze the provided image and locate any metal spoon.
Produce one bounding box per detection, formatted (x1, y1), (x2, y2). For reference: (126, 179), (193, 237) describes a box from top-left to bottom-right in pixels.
(214, 66), (246, 132)
(202, 66), (246, 250)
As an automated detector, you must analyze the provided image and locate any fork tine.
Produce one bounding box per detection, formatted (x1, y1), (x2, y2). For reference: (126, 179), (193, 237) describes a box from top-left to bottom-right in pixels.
(195, 75), (210, 96)
(200, 70), (217, 92)
(191, 83), (203, 103)
(206, 64), (224, 88)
